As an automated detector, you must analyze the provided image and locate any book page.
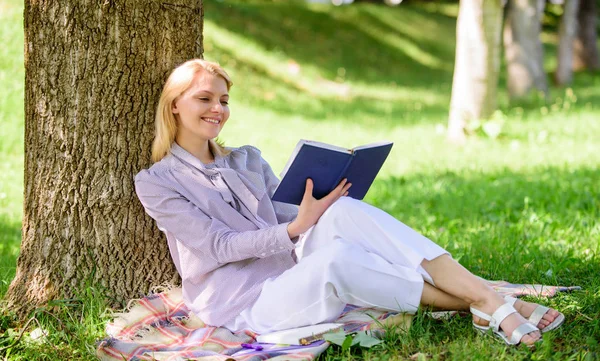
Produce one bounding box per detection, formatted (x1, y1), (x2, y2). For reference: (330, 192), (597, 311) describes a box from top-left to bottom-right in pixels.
(304, 140), (351, 153)
(255, 323), (344, 345)
(352, 140), (393, 152)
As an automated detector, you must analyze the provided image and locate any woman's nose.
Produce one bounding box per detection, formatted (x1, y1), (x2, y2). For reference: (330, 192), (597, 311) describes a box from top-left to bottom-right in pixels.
(211, 101), (223, 113)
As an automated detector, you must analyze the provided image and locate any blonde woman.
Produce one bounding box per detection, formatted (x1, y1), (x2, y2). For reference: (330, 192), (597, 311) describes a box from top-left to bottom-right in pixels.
(134, 59), (564, 346)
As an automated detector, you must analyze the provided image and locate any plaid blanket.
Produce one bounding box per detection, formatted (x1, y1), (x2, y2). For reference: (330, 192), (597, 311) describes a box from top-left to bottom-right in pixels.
(97, 281), (579, 361)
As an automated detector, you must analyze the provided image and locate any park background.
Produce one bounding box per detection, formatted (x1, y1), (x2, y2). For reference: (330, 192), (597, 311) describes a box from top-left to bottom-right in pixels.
(0, 0), (599, 359)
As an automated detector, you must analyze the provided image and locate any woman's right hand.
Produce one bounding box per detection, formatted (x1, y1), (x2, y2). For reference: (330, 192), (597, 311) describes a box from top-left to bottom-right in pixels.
(287, 178), (352, 239)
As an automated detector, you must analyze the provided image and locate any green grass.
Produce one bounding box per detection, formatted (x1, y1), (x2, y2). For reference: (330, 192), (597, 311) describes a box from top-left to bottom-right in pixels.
(1, 0), (600, 359)
(0, 0), (24, 302)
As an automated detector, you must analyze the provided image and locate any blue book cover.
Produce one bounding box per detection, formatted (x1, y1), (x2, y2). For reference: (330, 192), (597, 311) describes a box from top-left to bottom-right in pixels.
(272, 140), (393, 205)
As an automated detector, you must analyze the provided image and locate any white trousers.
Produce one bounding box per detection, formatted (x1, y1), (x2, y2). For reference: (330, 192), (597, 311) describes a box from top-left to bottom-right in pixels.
(224, 197), (449, 333)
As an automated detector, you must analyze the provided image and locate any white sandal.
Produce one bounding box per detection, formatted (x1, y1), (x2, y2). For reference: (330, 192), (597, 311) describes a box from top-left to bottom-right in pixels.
(471, 303), (541, 345)
(504, 296), (565, 333)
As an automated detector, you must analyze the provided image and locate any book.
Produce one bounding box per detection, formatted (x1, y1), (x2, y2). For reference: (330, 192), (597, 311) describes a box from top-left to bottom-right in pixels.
(255, 323), (344, 345)
(271, 140), (393, 205)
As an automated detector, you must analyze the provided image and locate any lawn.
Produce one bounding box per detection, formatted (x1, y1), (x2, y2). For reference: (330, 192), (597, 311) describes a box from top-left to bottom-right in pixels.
(1, 0), (599, 360)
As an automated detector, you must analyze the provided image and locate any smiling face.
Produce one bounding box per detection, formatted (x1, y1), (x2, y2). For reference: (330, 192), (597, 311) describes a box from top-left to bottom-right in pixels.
(172, 71), (230, 147)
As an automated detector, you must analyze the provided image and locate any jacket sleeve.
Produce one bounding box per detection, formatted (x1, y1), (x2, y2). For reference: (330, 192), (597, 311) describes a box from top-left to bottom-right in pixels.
(259, 155), (299, 224)
(135, 171), (296, 265)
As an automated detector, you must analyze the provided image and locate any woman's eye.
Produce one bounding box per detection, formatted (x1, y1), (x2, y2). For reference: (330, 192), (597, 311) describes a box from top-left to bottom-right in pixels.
(221, 100), (229, 105)
(198, 97), (210, 101)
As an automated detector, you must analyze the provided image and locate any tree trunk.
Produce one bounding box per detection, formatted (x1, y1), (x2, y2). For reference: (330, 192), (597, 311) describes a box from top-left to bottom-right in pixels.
(573, 0), (600, 71)
(448, 0), (504, 142)
(555, 0), (580, 85)
(503, 0), (548, 101)
(6, 0), (204, 318)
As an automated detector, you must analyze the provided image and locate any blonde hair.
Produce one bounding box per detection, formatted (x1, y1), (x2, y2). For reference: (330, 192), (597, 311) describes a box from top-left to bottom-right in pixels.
(151, 59), (233, 163)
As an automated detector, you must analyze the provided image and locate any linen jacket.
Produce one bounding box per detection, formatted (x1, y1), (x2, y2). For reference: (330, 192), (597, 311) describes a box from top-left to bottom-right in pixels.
(134, 143), (299, 326)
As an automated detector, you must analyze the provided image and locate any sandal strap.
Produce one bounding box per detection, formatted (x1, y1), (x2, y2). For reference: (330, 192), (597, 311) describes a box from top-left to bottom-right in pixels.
(509, 322), (539, 345)
(505, 295), (550, 327)
(489, 303), (518, 332)
(470, 307), (492, 322)
(528, 305), (549, 326)
(504, 295), (517, 306)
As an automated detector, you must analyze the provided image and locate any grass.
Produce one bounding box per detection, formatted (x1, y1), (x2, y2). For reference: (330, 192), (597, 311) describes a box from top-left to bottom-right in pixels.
(0, 0), (24, 306)
(1, 0), (600, 359)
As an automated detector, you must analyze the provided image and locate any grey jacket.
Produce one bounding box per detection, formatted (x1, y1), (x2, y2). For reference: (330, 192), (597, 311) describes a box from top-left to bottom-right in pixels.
(135, 143), (299, 326)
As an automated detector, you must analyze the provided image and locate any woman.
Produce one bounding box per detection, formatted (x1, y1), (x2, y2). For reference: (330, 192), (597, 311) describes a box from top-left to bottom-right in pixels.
(134, 59), (564, 346)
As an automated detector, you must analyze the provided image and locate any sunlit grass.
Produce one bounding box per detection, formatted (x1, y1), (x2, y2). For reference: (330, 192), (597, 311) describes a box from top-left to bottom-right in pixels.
(0, 0), (24, 304)
(0, 0), (25, 156)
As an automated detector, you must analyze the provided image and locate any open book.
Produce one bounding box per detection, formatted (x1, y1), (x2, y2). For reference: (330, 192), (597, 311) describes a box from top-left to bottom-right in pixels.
(271, 140), (393, 205)
(255, 323), (344, 345)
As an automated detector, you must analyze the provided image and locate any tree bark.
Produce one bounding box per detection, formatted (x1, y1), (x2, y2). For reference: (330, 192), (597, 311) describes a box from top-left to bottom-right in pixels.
(448, 0), (504, 142)
(503, 0), (548, 101)
(555, 0), (580, 85)
(6, 0), (204, 317)
(573, 0), (600, 71)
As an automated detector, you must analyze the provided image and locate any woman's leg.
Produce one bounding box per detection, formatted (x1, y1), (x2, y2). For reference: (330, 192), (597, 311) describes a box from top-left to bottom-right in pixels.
(303, 198), (556, 344)
(299, 197), (448, 277)
(228, 239), (428, 334)
(418, 268), (558, 328)
(420, 255), (541, 344)
(300, 197), (470, 311)
(420, 282), (469, 311)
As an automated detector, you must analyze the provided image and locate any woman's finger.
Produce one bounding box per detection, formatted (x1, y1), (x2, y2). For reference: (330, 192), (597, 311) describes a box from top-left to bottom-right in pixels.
(342, 182), (352, 193)
(335, 179), (349, 195)
(324, 179), (346, 202)
(303, 178), (314, 200)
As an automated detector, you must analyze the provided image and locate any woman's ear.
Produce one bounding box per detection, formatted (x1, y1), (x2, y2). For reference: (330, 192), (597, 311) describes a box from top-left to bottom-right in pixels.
(171, 102), (179, 114)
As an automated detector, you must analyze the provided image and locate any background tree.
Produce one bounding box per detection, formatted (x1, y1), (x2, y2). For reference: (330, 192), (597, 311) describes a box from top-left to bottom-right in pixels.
(555, 0), (580, 85)
(5, 0), (204, 316)
(572, 0), (600, 71)
(448, 0), (504, 142)
(503, 0), (548, 101)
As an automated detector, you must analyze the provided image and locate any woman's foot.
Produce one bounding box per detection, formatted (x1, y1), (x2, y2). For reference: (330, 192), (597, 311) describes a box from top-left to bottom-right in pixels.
(471, 294), (541, 346)
(508, 297), (563, 332)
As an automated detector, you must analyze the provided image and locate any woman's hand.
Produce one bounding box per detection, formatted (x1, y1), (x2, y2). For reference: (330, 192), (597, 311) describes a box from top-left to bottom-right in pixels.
(287, 178), (352, 239)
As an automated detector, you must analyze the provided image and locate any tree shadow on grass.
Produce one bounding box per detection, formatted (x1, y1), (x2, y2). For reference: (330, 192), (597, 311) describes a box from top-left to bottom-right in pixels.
(219, 40), (451, 128)
(207, 44), (451, 128)
(203, 1), (455, 127)
(358, 5), (457, 69)
(205, 1), (454, 84)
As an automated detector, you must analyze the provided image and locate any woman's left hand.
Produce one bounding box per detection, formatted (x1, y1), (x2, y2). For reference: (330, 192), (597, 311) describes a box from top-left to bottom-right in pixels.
(287, 178), (351, 239)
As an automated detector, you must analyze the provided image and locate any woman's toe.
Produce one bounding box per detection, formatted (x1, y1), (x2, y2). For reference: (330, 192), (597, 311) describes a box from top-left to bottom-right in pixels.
(517, 300), (561, 328)
(542, 309), (559, 323)
(548, 309), (560, 319)
(522, 331), (542, 346)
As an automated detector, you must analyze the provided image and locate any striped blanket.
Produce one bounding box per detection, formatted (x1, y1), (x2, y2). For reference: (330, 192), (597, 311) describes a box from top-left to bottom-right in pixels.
(97, 281), (579, 361)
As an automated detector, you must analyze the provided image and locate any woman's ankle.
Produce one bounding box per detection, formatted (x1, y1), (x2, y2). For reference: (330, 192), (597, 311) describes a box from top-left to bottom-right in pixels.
(469, 290), (505, 315)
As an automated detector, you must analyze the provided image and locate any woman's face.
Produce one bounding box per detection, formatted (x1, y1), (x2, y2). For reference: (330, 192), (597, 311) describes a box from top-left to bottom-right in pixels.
(172, 71), (230, 143)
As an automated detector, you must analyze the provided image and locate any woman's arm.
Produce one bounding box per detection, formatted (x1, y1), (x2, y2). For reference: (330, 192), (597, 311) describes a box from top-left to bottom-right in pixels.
(135, 174), (296, 265)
